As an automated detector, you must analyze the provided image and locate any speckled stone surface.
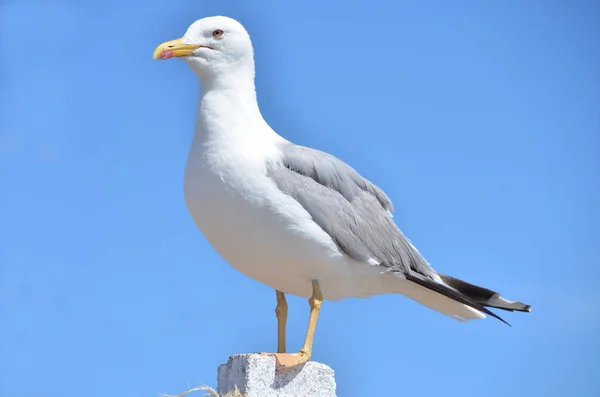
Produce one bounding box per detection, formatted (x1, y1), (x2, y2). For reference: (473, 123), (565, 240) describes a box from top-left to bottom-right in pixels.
(217, 354), (337, 397)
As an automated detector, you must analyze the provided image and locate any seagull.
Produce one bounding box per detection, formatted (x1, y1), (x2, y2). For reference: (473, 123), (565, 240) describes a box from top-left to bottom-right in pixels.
(153, 16), (531, 369)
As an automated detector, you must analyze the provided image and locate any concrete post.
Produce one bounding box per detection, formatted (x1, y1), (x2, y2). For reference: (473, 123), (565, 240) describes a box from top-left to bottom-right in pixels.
(217, 354), (337, 397)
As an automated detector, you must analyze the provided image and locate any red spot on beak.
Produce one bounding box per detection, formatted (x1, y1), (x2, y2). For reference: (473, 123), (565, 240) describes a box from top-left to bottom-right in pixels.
(159, 50), (173, 60)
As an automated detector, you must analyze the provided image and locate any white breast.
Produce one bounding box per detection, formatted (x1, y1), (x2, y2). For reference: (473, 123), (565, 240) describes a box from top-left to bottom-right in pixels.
(184, 134), (360, 298)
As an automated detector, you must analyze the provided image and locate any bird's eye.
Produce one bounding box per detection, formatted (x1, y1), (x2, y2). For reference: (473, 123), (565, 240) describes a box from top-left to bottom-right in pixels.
(212, 29), (224, 38)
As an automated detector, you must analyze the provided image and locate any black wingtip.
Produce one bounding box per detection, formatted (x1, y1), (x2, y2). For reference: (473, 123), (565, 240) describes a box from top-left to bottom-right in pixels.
(489, 309), (511, 327)
(437, 273), (531, 317)
(405, 273), (511, 326)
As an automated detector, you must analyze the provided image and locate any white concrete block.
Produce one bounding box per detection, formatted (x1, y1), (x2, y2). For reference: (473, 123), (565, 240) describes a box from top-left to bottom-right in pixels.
(217, 354), (337, 397)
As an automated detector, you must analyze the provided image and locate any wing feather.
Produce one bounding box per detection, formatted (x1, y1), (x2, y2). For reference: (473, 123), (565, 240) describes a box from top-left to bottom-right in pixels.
(267, 142), (509, 325)
(269, 143), (435, 277)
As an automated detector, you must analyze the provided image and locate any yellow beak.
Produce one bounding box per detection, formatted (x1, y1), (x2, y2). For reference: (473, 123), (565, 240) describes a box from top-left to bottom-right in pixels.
(153, 38), (201, 60)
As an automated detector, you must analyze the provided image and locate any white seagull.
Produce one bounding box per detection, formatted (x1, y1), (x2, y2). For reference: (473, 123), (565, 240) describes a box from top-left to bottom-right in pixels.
(153, 16), (531, 368)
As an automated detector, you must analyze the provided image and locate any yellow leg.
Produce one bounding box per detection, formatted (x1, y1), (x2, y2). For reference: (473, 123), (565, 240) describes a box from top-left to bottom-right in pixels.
(266, 280), (323, 369)
(275, 290), (288, 354)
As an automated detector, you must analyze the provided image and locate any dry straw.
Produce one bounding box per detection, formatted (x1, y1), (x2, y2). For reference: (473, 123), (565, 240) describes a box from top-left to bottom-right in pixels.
(161, 385), (245, 397)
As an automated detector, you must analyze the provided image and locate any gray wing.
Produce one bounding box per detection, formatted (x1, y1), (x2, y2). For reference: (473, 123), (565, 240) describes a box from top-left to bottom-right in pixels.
(268, 142), (509, 324)
(267, 143), (434, 277)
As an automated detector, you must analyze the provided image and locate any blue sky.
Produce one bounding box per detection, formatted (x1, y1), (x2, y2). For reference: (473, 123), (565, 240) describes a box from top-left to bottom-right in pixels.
(1, 0), (599, 396)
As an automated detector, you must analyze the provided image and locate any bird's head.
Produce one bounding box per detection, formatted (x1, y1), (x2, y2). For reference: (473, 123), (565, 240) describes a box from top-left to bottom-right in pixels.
(153, 16), (254, 82)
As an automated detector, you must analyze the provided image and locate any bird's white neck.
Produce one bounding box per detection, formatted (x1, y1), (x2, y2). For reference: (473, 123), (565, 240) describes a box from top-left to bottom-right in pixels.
(198, 66), (256, 95)
(193, 71), (265, 143)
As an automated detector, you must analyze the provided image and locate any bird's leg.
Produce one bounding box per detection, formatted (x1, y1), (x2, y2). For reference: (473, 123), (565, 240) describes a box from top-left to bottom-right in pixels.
(297, 279), (323, 360)
(275, 290), (288, 353)
(266, 280), (323, 370)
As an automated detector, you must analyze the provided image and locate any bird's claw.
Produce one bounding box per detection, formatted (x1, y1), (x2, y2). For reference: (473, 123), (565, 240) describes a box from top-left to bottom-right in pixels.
(260, 352), (310, 370)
